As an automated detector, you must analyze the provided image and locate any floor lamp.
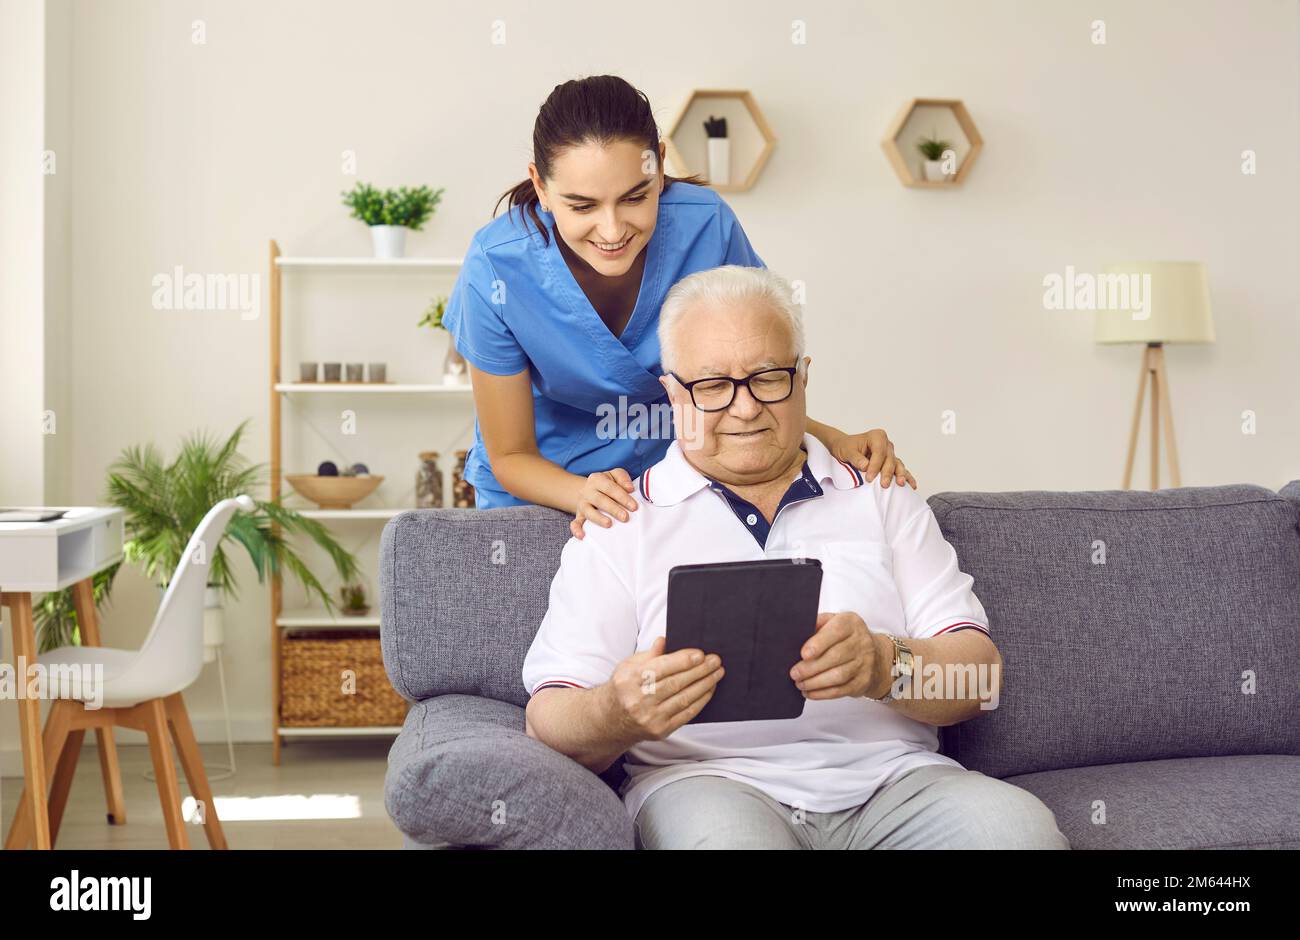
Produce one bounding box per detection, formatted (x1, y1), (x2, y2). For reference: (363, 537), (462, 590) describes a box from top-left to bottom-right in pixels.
(1095, 262), (1215, 490)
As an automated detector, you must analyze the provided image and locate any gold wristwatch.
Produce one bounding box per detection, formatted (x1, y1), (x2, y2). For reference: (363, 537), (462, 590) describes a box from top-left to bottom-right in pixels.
(872, 633), (914, 701)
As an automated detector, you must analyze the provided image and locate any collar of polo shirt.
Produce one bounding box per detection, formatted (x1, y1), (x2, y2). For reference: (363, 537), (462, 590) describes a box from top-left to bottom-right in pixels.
(637, 432), (867, 507)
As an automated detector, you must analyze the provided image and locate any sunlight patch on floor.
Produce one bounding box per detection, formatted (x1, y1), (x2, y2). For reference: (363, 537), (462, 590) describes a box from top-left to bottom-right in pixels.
(183, 794), (363, 822)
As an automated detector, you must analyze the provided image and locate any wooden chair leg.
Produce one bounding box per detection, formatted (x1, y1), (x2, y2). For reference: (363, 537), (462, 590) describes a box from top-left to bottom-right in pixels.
(47, 728), (86, 844)
(164, 693), (228, 849)
(71, 578), (128, 825)
(141, 698), (190, 849)
(93, 729), (128, 825)
(4, 699), (76, 850)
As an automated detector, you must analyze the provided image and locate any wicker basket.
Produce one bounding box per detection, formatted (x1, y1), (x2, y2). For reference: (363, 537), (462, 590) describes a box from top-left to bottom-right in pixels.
(280, 630), (408, 728)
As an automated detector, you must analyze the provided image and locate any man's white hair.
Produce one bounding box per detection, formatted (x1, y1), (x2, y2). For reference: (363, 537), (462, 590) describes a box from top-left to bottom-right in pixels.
(658, 264), (805, 374)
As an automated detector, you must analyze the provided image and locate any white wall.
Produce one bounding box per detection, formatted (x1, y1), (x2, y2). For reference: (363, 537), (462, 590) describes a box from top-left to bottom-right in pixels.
(0, 0), (48, 505)
(43, 0), (72, 503)
(0, 0), (66, 778)
(3, 0), (1298, 770)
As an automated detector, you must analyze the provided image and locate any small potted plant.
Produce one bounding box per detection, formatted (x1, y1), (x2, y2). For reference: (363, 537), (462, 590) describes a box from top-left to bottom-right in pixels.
(916, 131), (955, 182)
(339, 582), (370, 617)
(93, 420), (363, 663)
(419, 295), (467, 385)
(341, 182), (445, 259)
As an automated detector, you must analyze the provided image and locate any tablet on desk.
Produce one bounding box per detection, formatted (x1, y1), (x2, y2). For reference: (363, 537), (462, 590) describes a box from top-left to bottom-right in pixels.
(0, 508), (68, 523)
(665, 558), (823, 724)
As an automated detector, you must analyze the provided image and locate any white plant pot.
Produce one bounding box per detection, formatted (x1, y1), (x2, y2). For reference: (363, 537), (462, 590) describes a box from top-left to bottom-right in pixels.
(442, 342), (468, 386)
(202, 585), (224, 665)
(370, 225), (408, 259)
(707, 138), (731, 186)
(923, 159), (950, 182)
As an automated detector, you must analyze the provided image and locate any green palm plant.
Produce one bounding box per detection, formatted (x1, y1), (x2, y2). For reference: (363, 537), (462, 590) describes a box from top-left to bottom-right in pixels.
(32, 563), (121, 652)
(34, 419), (361, 651)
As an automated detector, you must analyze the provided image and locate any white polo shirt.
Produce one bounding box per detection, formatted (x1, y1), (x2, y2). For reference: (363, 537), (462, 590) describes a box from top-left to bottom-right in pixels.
(522, 432), (991, 821)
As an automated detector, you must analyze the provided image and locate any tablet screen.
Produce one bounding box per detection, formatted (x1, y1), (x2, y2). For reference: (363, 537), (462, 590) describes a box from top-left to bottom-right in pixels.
(665, 558), (823, 723)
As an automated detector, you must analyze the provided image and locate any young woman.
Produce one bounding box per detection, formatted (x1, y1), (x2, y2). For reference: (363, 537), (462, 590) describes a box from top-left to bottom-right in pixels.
(444, 75), (916, 537)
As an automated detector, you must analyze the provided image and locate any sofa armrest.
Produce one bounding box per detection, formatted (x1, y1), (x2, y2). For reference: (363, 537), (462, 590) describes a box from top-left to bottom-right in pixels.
(385, 694), (634, 849)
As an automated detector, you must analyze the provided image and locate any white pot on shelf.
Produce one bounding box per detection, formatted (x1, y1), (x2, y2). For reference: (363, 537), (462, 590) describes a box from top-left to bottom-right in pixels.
(923, 159), (949, 182)
(707, 137), (731, 186)
(442, 341), (468, 385)
(369, 225), (409, 259)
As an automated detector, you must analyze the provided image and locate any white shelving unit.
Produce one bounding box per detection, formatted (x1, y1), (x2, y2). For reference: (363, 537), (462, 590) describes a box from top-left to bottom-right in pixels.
(275, 605), (381, 629)
(278, 726), (404, 738)
(269, 240), (469, 758)
(290, 508), (406, 520)
(275, 256), (463, 271)
(274, 383), (472, 394)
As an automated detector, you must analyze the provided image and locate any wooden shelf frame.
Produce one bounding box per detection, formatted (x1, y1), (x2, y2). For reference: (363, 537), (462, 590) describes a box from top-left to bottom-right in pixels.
(881, 98), (984, 188)
(663, 89), (777, 193)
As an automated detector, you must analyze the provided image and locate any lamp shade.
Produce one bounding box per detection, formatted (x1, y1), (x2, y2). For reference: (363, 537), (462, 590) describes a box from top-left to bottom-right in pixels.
(1093, 261), (1215, 345)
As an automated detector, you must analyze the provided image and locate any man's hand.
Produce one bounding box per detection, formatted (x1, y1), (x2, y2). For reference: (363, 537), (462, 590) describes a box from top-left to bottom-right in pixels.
(601, 636), (724, 745)
(789, 611), (892, 700)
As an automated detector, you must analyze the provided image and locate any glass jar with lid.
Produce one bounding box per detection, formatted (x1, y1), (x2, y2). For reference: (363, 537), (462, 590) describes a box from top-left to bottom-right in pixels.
(416, 451), (443, 508)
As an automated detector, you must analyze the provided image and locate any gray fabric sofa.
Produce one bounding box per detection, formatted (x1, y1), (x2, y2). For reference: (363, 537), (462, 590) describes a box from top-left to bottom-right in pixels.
(381, 482), (1300, 850)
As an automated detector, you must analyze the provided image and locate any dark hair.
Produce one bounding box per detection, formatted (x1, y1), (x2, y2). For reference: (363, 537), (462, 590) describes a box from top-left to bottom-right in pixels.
(494, 75), (705, 245)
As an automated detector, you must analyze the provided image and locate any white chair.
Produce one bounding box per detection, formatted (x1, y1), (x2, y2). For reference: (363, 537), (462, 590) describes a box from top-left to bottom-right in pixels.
(5, 495), (253, 849)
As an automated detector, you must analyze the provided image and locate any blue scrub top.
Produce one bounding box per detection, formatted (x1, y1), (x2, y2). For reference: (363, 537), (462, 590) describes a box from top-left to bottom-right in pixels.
(443, 182), (766, 508)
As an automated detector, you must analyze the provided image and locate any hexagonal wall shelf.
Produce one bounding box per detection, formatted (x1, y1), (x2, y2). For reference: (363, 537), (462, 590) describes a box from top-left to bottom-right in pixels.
(663, 89), (776, 193)
(882, 98), (983, 187)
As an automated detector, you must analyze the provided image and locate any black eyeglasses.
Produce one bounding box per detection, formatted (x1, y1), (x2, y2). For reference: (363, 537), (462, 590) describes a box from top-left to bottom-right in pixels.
(669, 365), (799, 413)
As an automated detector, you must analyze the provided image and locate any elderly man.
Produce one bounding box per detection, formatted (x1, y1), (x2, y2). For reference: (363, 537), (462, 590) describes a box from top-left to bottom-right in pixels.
(523, 265), (1068, 850)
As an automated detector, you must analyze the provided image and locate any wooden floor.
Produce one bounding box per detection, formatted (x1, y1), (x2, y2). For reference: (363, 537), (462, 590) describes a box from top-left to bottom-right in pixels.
(1, 738), (403, 849)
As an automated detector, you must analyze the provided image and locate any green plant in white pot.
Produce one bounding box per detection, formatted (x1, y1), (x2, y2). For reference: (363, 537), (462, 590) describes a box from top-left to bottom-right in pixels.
(916, 132), (956, 182)
(342, 182), (445, 259)
(418, 295), (467, 385)
(101, 419), (362, 664)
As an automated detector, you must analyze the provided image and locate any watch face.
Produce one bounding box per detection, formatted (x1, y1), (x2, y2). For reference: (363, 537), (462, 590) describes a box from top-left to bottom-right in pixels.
(896, 649), (915, 678)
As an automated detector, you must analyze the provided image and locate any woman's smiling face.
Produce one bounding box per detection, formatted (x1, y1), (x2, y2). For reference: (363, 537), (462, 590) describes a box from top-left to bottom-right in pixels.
(531, 138), (664, 277)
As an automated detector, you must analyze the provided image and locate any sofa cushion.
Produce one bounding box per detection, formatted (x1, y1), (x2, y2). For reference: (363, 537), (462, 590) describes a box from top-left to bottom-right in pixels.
(930, 484), (1300, 778)
(1005, 754), (1300, 849)
(381, 506), (572, 706)
(384, 694), (634, 849)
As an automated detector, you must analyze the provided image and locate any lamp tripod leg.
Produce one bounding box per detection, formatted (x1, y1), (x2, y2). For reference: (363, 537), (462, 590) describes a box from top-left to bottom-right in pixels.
(1122, 346), (1151, 490)
(1150, 347), (1161, 490)
(1152, 345), (1182, 487)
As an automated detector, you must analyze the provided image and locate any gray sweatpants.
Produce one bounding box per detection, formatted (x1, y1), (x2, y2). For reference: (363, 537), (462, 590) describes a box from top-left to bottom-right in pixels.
(633, 763), (1071, 849)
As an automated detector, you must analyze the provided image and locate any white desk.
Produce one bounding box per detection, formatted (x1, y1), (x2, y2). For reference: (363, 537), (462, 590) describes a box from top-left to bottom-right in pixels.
(0, 507), (126, 849)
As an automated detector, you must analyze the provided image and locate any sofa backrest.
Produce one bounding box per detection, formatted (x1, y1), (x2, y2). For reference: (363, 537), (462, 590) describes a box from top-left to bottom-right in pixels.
(932, 482), (1300, 777)
(381, 483), (1300, 778)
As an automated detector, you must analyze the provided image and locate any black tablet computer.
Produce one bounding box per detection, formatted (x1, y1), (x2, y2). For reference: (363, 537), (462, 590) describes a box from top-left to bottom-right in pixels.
(664, 557), (823, 724)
